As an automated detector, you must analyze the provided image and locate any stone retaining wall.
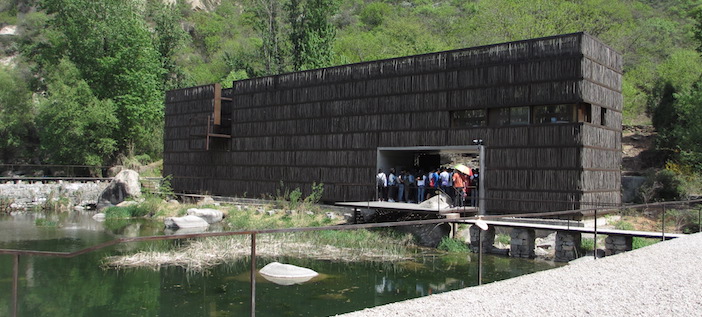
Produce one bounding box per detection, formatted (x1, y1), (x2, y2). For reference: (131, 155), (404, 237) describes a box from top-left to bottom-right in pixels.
(0, 182), (109, 210)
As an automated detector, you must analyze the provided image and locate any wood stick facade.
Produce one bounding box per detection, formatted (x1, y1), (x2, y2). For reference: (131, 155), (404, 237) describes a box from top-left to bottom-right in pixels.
(164, 32), (622, 214)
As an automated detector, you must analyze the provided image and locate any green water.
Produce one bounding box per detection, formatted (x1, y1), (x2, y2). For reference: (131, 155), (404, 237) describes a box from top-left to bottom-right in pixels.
(0, 212), (561, 316)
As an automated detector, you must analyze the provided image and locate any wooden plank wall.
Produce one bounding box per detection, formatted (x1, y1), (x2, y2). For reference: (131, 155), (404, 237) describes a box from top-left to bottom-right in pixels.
(163, 32), (623, 214)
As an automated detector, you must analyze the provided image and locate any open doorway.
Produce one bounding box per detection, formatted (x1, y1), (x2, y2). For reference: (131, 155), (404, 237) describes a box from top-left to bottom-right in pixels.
(376, 145), (485, 213)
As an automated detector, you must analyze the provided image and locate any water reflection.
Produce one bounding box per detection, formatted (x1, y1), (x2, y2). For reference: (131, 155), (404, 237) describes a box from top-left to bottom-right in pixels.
(0, 212), (563, 316)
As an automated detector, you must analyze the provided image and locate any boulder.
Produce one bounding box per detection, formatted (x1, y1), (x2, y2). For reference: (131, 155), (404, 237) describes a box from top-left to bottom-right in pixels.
(197, 196), (216, 206)
(92, 213), (106, 222)
(418, 192), (452, 210)
(186, 208), (224, 224)
(97, 170), (141, 210)
(164, 215), (209, 229)
(259, 262), (318, 285)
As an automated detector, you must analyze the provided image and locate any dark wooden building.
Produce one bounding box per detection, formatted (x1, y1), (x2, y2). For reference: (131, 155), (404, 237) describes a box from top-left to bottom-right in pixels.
(164, 32), (622, 214)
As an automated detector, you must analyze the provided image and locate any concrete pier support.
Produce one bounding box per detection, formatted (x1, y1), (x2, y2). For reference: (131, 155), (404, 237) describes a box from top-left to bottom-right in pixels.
(555, 231), (582, 262)
(469, 224), (495, 252)
(605, 235), (632, 256)
(509, 228), (535, 258)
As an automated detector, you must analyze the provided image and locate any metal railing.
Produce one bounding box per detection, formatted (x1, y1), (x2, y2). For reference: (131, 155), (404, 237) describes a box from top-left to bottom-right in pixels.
(2, 199), (701, 317)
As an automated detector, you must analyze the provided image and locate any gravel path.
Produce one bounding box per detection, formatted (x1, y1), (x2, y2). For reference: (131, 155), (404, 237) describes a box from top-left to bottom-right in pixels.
(339, 233), (702, 316)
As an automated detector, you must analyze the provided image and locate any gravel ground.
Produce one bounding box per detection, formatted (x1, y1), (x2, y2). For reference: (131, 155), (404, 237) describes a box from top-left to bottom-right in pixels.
(339, 233), (702, 317)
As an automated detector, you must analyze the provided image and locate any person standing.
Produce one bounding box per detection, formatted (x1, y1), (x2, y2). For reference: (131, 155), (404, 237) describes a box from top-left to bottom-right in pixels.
(406, 169), (416, 203)
(397, 169), (406, 202)
(387, 168), (398, 202)
(470, 169), (479, 207)
(439, 167), (450, 196)
(416, 169), (426, 203)
(376, 169), (387, 201)
(452, 170), (466, 207)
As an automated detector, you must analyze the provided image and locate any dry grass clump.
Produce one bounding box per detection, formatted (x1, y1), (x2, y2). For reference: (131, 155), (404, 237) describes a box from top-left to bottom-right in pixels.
(105, 230), (414, 271)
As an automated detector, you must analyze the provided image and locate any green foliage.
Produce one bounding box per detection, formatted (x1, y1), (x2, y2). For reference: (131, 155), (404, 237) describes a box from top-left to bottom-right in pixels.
(495, 233), (511, 245)
(632, 237), (659, 249)
(104, 206), (132, 219)
(289, 187), (303, 209)
(612, 219), (635, 231)
(304, 182), (324, 204)
(145, 0), (191, 90)
(638, 168), (688, 202)
(580, 238), (595, 251)
(34, 218), (58, 227)
(359, 1), (390, 28)
(287, 0), (339, 71)
(36, 59), (118, 165)
(38, 0), (166, 158)
(104, 203), (151, 219)
(0, 66), (36, 163)
(437, 237), (469, 253)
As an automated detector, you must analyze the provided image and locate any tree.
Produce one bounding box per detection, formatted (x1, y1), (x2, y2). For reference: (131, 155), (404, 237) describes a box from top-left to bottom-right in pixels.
(40, 0), (165, 158)
(287, 0), (339, 71)
(146, 0), (191, 90)
(37, 59), (118, 166)
(247, 0), (286, 75)
(0, 66), (36, 163)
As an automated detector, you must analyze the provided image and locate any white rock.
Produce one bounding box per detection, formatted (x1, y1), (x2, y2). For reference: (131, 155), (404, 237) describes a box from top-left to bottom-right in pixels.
(186, 208), (224, 224)
(259, 262), (318, 286)
(164, 215), (209, 229)
(92, 213), (106, 222)
(197, 196), (216, 206)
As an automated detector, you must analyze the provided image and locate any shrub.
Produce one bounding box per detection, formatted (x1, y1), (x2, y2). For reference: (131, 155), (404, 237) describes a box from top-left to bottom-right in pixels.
(495, 233), (510, 245)
(638, 169), (687, 202)
(304, 182), (324, 204)
(632, 237), (658, 249)
(35, 218), (58, 227)
(437, 237), (469, 253)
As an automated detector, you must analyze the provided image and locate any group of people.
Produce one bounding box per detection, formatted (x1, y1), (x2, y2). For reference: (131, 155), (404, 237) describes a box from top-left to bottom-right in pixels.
(375, 166), (479, 207)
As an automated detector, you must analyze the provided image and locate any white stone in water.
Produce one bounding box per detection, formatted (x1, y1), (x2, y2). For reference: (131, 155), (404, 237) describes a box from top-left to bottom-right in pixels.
(164, 215), (209, 229)
(259, 262), (318, 286)
(92, 213), (106, 222)
(186, 208), (224, 224)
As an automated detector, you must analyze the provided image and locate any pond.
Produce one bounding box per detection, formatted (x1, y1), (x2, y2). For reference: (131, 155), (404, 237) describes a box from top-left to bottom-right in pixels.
(0, 212), (562, 316)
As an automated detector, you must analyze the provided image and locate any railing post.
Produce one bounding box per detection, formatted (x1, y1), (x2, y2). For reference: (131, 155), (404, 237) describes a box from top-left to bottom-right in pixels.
(478, 230), (483, 285)
(250, 233), (256, 317)
(12, 254), (19, 317)
(593, 209), (597, 260)
(661, 205), (666, 241)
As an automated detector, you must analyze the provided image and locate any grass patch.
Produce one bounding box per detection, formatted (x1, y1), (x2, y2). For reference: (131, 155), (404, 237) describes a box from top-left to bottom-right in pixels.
(35, 218), (58, 227)
(437, 237), (469, 253)
(633, 237), (659, 249)
(495, 233), (510, 245)
(106, 202), (415, 270)
(581, 238), (595, 251)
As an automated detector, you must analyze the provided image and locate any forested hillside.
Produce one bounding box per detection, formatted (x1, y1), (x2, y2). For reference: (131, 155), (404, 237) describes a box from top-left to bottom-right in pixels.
(0, 0), (701, 179)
